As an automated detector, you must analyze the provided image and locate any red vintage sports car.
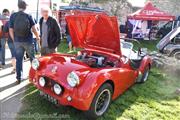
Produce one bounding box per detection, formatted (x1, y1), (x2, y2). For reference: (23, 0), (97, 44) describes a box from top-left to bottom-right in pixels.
(29, 14), (152, 119)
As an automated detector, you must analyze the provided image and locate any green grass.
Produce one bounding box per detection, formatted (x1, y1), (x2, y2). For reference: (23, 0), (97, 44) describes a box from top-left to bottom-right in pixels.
(132, 40), (160, 52)
(138, 40), (160, 51)
(57, 40), (69, 53)
(17, 40), (180, 120)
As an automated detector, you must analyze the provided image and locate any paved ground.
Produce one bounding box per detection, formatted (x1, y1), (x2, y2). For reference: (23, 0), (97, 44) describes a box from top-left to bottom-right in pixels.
(0, 48), (30, 120)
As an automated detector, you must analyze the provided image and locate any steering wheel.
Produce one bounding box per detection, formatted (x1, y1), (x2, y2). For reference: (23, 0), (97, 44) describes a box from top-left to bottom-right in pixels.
(122, 38), (144, 57)
(138, 48), (142, 56)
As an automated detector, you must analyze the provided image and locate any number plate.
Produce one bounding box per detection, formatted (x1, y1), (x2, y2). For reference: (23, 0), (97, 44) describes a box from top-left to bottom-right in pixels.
(39, 91), (58, 105)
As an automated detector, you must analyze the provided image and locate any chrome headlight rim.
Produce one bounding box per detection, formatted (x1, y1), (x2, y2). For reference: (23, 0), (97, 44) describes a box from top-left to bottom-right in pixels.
(53, 83), (62, 95)
(39, 77), (46, 87)
(67, 71), (80, 88)
(32, 59), (40, 70)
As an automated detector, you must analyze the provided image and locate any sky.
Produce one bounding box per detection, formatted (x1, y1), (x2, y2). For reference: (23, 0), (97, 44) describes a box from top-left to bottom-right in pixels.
(0, 0), (18, 12)
(128, 0), (146, 7)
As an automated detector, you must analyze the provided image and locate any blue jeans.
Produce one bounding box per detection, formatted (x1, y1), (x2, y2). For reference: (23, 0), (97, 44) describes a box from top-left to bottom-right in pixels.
(0, 38), (6, 65)
(0, 38), (16, 65)
(8, 40), (16, 58)
(14, 42), (34, 80)
(0, 46), (2, 65)
(33, 38), (39, 53)
(67, 35), (72, 44)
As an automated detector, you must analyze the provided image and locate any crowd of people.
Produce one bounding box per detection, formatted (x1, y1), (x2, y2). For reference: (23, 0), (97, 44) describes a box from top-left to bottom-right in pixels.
(0, 0), (61, 84)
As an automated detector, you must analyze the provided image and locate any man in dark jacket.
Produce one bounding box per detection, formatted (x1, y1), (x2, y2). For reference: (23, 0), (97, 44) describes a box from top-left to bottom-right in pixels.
(39, 6), (60, 55)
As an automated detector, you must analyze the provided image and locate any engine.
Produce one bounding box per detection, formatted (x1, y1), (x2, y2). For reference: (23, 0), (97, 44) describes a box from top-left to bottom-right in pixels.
(76, 52), (115, 68)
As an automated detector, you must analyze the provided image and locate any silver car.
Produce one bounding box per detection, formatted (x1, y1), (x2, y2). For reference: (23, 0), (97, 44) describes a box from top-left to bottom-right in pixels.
(157, 27), (180, 60)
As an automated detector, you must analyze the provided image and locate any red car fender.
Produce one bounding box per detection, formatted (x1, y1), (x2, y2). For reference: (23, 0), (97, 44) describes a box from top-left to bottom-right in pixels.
(29, 68), (35, 82)
(29, 56), (52, 81)
(138, 56), (152, 73)
(75, 68), (137, 110)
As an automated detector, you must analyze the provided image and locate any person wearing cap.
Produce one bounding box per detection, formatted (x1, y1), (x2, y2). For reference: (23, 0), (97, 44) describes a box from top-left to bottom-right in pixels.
(9, 0), (40, 84)
(39, 6), (61, 56)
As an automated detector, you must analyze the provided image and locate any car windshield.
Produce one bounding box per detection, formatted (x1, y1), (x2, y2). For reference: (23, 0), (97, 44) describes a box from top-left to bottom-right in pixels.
(121, 41), (133, 49)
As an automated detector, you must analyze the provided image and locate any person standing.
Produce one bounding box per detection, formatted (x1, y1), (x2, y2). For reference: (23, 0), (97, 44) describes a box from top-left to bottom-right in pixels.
(0, 20), (3, 69)
(33, 19), (40, 54)
(65, 11), (76, 53)
(39, 6), (61, 56)
(0, 9), (16, 72)
(66, 24), (76, 53)
(9, 0), (39, 84)
(0, 9), (10, 68)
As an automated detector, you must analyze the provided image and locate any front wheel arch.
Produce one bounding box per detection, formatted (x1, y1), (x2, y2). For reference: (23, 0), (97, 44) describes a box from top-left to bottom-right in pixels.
(103, 80), (114, 93)
(148, 63), (151, 70)
(169, 49), (180, 57)
(85, 83), (113, 119)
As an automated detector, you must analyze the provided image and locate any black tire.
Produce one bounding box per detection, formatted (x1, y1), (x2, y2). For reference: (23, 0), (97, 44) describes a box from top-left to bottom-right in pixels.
(140, 67), (150, 83)
(85, 83), (113, 119)
(174, 51), (180, 60)
(169, 50), (180, 57)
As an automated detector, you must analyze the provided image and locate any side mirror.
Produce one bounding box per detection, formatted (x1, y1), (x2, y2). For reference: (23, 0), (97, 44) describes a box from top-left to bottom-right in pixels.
(140, 48), (148, 56)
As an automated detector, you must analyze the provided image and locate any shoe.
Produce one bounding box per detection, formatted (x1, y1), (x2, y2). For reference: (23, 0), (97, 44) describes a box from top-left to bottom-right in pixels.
(16, 80), (21, 85)
(0, 64), (4, 69)
(11, 69), (16, 74)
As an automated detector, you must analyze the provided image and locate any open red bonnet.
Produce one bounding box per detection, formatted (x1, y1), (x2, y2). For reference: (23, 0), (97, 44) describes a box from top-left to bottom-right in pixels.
(66, 15), (121, 55)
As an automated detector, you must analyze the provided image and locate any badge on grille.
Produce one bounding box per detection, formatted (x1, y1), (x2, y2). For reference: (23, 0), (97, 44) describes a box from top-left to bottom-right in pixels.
(51, 66), (58, 73)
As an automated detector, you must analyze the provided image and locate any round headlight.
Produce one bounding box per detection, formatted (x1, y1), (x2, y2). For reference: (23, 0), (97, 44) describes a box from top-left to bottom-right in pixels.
(32, 59), (40, 70)
(67, 72), (80, 87)
(39, 77), (46, 87)
(53, 84), (62, 95)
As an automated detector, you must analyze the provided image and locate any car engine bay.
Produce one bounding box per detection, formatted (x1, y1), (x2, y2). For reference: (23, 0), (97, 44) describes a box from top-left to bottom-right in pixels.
(76, 51), (119, 68)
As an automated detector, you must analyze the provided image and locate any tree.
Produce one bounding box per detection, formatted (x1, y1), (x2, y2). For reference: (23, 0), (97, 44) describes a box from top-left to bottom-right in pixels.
(70, 0), (133, 23)
(148, 0), (180, 16)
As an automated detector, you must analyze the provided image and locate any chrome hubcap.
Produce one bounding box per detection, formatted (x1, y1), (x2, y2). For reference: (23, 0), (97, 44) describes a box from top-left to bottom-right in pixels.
(95, 89), (111, 116)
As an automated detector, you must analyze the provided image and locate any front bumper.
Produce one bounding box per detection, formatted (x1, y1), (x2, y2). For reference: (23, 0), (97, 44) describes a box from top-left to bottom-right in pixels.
(29, 72), (92, 111)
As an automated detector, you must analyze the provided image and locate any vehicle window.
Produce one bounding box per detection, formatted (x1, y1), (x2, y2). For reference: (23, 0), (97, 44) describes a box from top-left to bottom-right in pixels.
(177, 21), (180, 27)
(174, 34), (180, 44)
(164, 21), (173, 29)
(121, 41), (133, 49)
(121, 41), (134, 58)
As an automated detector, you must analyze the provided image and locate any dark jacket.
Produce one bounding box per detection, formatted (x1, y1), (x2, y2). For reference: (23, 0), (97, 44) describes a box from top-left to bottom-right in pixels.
(39, 17), (61, 49)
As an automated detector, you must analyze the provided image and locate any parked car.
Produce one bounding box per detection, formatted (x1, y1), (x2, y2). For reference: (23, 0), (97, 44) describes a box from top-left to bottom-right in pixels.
(157, 27), (180, 60)
(29, 14), (152, 119)
(156, 16), (180, 38)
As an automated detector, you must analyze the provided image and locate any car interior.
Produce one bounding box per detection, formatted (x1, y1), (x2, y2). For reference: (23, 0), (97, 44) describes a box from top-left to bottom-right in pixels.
(120, 40), (147, 69)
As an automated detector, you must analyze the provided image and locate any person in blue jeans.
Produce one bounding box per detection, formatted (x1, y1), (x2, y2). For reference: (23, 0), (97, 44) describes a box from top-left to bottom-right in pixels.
(0, 42), (2, 69)
(1, 36), (16, 72)
(0, 20), (2, 68)
(0, 9), (16, 72)
(33, 19), (40, 54)
(9, 0), (39, 84)
(66, 24), (76, 53)
(0, 9), (10, 67)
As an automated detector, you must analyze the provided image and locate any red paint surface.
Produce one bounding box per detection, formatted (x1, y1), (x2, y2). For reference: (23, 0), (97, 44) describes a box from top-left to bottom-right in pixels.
(29, 15), (152, 111)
